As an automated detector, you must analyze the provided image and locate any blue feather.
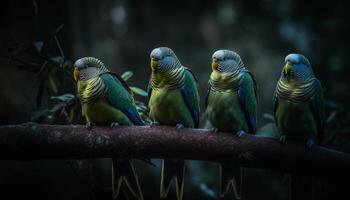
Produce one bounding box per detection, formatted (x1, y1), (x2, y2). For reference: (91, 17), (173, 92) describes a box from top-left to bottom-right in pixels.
(181, 69), (200, 128)
(238, 82), (256, 133)
(181, 86), (199, 128)
(100, 73), (144, 126)
(121, 108), (144, 126)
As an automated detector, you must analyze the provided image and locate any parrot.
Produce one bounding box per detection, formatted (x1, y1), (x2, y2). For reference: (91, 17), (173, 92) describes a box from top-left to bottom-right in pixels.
(147, 47), (200, 200)
(273, 53), (325, 200)
(205, 49), (258, 199)
(73, 57), (145, 200)
(274, 53), (325, 147)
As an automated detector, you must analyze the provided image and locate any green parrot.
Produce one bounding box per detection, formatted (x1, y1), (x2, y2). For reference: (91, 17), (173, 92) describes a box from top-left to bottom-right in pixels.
(274, 53), (325, 200)
(205, 50), (258, 199)
(147, 47), (200, 200)
(274, 53), (325, 147)
(74, 57), (145, 200)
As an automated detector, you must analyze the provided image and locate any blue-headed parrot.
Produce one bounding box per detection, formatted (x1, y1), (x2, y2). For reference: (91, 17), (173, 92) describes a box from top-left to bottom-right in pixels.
(274, 53), (325, 147)
(74, 57), (145, 200)
(274, 53), (325, 200)
(205, 50), (258, 199)
(147, 47), (200, 200)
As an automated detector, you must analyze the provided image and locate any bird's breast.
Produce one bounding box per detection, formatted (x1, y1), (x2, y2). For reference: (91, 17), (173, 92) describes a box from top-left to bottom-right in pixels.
(149, 89), (193, 127)
(275, 99), (317, 139)
(206, 90), (247, 132)
(82, 99), (132, 126)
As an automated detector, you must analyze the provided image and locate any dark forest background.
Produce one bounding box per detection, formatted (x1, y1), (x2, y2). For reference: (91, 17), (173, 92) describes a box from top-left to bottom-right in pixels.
(0, 0), (349, 200)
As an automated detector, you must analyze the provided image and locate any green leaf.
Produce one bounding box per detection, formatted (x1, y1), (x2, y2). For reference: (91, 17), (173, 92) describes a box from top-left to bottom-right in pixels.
(121, 71), (133, 81)
(130, 86), (148, 97)
(51, 93), (75, 102)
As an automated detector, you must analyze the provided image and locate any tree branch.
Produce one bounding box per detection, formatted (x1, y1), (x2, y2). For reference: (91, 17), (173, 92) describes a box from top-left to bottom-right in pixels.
(0, 123), (349, 178)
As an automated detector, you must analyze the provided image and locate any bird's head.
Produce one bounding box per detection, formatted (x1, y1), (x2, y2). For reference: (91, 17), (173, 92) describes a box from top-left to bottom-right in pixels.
(282, 53), (314, 82)
(211, 49), (244, 73)
(73, 57), (108, 81)
(150, 47), (181, 73)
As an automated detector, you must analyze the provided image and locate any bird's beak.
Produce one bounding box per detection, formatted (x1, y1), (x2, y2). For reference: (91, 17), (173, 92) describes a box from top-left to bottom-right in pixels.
(150, 58), (158, 72)
(283, 63), (292, 77)
(211, 58), (219, 71)
(73, 67), (80, 81)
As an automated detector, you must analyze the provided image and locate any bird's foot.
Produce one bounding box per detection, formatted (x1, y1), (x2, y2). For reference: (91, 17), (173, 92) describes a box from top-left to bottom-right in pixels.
(305, 138), (317, 150)
(150, 121), (159, 127)
(280, 135), (286, 144)
(175, 123), (185, 130)
(86, 122), (94, 130)
(110, 122), (119, 128)
(235, 130), (246, 138)
(210, 127), (218, 134)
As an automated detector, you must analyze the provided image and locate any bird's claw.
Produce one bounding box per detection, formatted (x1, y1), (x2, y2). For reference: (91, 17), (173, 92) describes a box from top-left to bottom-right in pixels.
(280, 135), (286, 144)
(175, 123), (185, 130)
(235, 130), (246, 138)
(110, 122), (119, 128)
(306, 138), (316, 150)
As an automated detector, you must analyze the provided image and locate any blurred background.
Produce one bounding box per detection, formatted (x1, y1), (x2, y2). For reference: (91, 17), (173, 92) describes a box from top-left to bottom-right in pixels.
(0, 0), (349, 199)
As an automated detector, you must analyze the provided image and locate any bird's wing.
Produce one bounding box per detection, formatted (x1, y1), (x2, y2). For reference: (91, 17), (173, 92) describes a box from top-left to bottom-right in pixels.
(238, 71), (258, 133)
(181, 68), (200, 128)
(100, 73), (144, 125)
(310, 79), (325, 141)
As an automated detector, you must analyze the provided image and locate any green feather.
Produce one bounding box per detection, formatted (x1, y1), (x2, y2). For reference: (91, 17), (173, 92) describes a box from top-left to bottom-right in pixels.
(100, 73), (144, 125)
(238, 71), (258, 133)
(149, 88), (194, 128)
(181, 68), (200, 127)
(207, 90), (248, 132)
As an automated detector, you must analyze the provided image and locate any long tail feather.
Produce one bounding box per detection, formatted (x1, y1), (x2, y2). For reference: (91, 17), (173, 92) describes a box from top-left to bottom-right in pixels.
(112, 159), (144, 200)
(160, 159), (185, 200)
(219, 161), (241, 199)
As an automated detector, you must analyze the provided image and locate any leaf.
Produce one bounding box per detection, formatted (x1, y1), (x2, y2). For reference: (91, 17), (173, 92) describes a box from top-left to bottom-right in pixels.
(50, 56), (63, 65)
(326, 110), (337, 124)
(263, 113), (275, 122)
(256, 122), (279, 138)
(130, 86), (148, 97)
(51, 93), (75, 102)
(31, 109), (50, 122)
(53, 24), (64, 35)
(34, 41), (44, 53)
(199, 183), (217, 198)
(121, 71), (133, 81)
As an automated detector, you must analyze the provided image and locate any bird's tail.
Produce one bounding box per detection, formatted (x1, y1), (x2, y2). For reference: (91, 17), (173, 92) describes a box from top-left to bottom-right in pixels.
(112, 159), (143, 200)
(160, 159), (185, 200)
(219, 161), (242, 199)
